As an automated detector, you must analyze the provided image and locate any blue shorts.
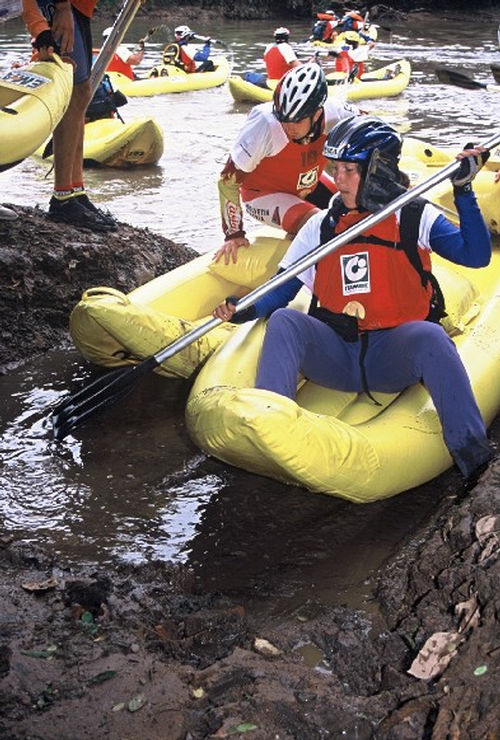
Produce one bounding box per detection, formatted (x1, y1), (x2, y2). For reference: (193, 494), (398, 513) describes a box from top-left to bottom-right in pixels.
(36, 1), (92, 84)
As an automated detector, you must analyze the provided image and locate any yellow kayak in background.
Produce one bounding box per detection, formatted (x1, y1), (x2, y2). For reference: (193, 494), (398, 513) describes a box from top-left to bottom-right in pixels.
(0, 55), (73, 172)
(107, 55), (230, 97)
(35, 116), (164, 168)
(228, 59), (411, 104)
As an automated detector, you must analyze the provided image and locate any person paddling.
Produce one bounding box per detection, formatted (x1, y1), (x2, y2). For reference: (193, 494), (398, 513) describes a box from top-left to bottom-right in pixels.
(214, 116), (494, 484)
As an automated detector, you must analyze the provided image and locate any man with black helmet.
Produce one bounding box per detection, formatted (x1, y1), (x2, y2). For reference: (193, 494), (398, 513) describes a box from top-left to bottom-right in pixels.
(215, 63), (359, 264)
(214, 116), (494, 483)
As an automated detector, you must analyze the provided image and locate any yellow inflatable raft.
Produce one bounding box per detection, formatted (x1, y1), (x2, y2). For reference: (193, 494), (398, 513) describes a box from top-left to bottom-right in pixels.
(107, 55), (230, 97)
(0, 55), (73, 172)
(401, 137), (500, 235)
(185, 237), (500, 502)
(35, 116), (164, 168)
(228, 59), (411, 104)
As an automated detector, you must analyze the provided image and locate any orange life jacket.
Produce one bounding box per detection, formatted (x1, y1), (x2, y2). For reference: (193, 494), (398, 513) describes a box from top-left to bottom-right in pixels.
(313, 208), (434, 330)
(106, 52), (135, 80)
(241, 134), (327, 200)
(264, 45), (291, 80)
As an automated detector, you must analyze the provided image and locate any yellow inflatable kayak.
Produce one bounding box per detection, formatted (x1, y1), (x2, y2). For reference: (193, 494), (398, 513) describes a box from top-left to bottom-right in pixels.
(401, 137), (499, 235)
(0, 55), (73, 172)
(185, 238), (500, 502)
(228, 59), (411, 104)
(107, 55), (230, 97)
(35, 116), (164, 168)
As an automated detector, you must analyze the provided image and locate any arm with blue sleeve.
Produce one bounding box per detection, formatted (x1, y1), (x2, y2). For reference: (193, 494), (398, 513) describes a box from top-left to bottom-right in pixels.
(229, 273), (303, 324)
(429, 187), (491, 268)
(194, 40), (211, 62)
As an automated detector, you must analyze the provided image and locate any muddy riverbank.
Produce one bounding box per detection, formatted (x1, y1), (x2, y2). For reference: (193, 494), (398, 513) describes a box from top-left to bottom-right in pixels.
(0, 206), (498, 738)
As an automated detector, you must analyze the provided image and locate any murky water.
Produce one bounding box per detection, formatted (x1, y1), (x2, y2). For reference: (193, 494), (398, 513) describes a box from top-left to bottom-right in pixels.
(1, 12), (499, 618)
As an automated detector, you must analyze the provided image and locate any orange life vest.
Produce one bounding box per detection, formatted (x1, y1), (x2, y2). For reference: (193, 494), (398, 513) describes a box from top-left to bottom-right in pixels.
(264, 45), (291, 80)
(106, 52), (135, 80)
(241, 134), (327, 200)
(313, 209), (434, 330)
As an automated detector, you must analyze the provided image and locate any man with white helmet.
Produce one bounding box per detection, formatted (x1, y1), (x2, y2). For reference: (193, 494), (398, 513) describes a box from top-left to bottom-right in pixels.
(263, 26), (300, 80)
(172, 24), (212, 73)
(215, 63), (359, 264)
(102, 26), (144, 81)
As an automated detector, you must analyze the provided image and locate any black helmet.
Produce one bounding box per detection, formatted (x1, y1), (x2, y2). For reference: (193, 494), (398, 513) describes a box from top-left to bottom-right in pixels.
(273, 63), (328, 123)
(323, 116), (402, 164)
(274, 26), (290, 43)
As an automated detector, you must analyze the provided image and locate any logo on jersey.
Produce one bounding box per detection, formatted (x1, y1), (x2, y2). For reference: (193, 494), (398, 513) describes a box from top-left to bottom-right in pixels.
(225, 202), (242, 233)
(297, 166), (319, 191)
(271, 206), (281, 225)
(341, 252), (370, 295)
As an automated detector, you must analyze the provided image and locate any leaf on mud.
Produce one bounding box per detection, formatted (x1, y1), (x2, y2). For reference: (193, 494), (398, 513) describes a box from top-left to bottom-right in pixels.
(407, 631), (461, 680)
(21, 577), (58, 592)
(475, 515), (498, 541)
(112, 702), (125, 712)
(127, 693), (146, 712)
(190, 687), (205, 699)
(230, 723), (259, 735)
(253, 637), (282, 657)
(455, 595), (480, 632)
(88, 670), (117, 685)
(473, 665), (488, 676)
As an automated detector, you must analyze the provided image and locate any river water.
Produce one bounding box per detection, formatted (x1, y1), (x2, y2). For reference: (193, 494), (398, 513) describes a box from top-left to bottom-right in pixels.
(0, 12), (499, 619)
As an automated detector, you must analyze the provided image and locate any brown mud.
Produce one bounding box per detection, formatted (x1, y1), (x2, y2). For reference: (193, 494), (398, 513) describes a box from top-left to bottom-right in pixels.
(0, 206), (499, 739)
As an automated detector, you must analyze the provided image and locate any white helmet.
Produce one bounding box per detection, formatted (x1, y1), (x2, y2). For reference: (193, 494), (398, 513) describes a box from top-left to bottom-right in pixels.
(273, 63), (328, 123)
(274, 26), (290, 42)
(174, 25), (192, 41)
(102, 27), (113, 38)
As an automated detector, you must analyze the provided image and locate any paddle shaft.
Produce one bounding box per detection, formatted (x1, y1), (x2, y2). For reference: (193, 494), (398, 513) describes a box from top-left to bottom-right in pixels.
(90, 0), (145, 96)
(152, 129), (500, 368)
(436, 66), (500, 92)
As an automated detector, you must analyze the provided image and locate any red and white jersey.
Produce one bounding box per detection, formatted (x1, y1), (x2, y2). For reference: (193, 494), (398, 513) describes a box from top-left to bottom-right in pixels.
(264, 42), (297, 80)
(230, 98), (359, 198)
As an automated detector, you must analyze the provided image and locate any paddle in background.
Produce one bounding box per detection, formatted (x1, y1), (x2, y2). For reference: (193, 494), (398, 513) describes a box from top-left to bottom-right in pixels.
(50, 129), (500, 442)
(435, 66), (500, 92)
(191, 33), (234, 74)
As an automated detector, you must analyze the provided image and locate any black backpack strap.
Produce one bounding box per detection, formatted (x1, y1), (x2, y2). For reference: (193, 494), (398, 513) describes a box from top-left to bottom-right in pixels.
(399, 198), (428, 287)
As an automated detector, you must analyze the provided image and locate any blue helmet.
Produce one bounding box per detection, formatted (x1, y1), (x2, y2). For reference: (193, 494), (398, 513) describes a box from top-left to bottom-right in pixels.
(323, 116), (402, 164)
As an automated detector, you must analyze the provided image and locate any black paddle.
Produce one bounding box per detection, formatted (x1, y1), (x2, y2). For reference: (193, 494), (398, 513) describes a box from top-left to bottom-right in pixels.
(50, 129), (500, 442)
(435, 66), (499, 91)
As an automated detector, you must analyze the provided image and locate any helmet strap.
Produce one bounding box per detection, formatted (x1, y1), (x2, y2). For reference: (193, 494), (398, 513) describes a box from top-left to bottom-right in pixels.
(292, 109), (325, 145)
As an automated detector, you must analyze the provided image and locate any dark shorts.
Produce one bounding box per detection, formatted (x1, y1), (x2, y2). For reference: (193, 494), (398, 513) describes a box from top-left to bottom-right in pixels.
(37, 1), (92, 84)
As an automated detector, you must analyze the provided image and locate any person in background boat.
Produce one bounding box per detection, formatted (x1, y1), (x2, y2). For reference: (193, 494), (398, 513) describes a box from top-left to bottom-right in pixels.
(331, 31), (369, 78)
(102, 26), (143, 81)
(215, 63), (359, 264)
(310, 10), (339, 43)
(171, 25), (213, 73)
(264, 26), (300, 80)
(214, 116), (494, 483)
(22, 0), (116, 232)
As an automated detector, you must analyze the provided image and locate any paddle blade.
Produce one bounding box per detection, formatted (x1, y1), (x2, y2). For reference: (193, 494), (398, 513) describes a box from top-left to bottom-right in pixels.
(491, 63), (500, 84)
(435, 67), (486, 90)
(51, 356), (158, 441)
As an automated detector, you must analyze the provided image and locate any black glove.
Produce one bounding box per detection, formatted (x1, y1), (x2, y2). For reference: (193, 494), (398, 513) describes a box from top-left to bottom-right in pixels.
(225, 296), (256, 324)
(451, 143), (490, 190)
(34, 29), (60, 54)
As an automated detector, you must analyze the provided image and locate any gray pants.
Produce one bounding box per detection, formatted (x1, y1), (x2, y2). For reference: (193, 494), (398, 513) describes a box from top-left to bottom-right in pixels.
(255, 308), (492, 478)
